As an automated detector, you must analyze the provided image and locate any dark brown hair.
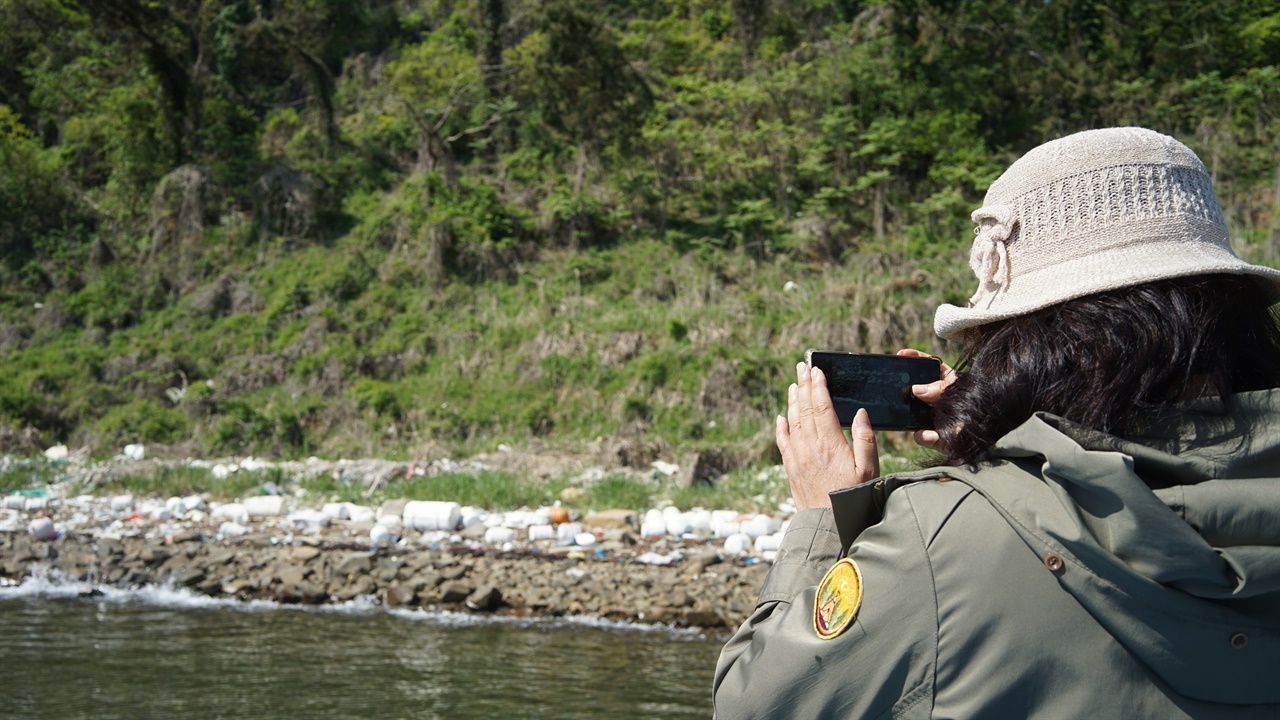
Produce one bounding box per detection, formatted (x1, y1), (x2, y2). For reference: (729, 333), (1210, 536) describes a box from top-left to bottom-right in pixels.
(933, 274), (1280, 466)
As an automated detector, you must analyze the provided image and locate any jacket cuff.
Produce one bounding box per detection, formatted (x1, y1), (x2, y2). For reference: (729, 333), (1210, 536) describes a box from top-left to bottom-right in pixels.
(755, 508), (843, 605)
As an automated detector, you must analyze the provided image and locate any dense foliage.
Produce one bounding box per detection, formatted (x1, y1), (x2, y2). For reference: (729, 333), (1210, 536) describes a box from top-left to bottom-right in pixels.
(2, 0), (1279, 463)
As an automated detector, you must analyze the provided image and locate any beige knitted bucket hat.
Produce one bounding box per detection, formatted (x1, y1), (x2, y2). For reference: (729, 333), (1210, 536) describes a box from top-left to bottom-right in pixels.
(934, 127), (1280, 339)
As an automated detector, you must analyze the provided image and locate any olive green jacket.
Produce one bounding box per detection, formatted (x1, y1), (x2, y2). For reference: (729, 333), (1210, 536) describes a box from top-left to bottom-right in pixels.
(714, 390), (1280, 718)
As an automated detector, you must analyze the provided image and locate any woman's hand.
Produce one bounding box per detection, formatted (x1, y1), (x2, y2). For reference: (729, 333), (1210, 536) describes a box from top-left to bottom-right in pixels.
(775, 362), (879, 511)
(895, 349), (957, 450)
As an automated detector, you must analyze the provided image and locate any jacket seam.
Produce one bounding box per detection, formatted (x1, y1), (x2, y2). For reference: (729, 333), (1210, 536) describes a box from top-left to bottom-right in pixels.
(895, 485), (941, 719)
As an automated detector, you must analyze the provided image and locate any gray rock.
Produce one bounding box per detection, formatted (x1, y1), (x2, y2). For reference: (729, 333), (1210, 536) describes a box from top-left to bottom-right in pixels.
(334, 553), (372, 577)
(439, 580), (475, 604)
(465, 585), (503, 612)
(383, 584), (417, 607)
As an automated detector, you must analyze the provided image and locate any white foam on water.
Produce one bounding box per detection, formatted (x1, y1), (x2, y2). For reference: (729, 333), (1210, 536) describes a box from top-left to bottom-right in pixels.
(385, 605), (709, 638)
(0, 567), (709, 637)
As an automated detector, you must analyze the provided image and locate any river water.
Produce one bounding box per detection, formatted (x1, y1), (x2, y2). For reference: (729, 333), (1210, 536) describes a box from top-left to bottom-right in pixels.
(0, 576), (723, 719)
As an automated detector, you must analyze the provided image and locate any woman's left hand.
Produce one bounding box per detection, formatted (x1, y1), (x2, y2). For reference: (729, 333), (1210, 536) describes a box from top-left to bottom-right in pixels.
(775, 362), (880, 511)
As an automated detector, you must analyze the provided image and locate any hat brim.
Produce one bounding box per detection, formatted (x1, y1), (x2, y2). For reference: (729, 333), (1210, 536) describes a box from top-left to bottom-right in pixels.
(934, 239), (1280, 339)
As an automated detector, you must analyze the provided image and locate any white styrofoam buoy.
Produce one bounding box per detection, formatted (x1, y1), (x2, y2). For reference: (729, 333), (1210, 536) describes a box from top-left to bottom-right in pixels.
(218, 521), (249, 537)
(641, 509), (666, 538)
(369, 524), (392, 544)
(723, 533), (753, 556)
(243, 495), (288, 518)
(556, 522), (583, 544)
(403, 501), (462, 531)
(291, 509), (330, 531)
(484, 526), (516, 545)
(211, 503), (249, 525)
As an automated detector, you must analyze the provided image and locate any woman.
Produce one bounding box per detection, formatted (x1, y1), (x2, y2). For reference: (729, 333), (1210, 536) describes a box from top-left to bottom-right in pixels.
(713, 127), (1280, 718)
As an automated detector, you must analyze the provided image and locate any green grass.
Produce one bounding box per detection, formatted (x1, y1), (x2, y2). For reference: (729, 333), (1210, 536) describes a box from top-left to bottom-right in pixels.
(382, 471), (565, 509)
(94, 466), (282, 501)
(0, 461), (64, 494)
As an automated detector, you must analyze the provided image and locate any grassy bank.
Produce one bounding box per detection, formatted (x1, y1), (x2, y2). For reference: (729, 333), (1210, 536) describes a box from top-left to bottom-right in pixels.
(0, 233), (968, 467)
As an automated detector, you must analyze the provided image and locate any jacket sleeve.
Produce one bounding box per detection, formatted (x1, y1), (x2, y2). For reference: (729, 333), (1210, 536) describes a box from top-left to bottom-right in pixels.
(712, 494), (941, 719)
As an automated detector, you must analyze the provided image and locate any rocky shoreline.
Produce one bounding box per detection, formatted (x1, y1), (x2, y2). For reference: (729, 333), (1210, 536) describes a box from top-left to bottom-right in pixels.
(0, 529), (766, 629)
(1, 448), (791, 628)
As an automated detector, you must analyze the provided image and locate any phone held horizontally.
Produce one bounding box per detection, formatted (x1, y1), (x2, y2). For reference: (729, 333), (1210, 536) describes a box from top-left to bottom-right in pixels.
(804, 350), (940, 431)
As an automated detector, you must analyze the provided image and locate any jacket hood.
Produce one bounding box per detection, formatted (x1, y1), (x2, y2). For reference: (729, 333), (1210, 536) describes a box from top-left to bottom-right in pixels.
(950, 389), (1280, 704)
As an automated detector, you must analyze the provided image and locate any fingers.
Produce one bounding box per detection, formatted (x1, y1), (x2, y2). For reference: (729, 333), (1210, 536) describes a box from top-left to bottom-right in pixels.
(897, 348), (957, 404)
(807, 365), (843, 434)
(775, 414), (792, 464)
(913, 428), (942, 449)
(795, 361), (815, 427)
(850, 407), (879, 482)
(912, 380), (950, 404)
(787, 380), (800, 431)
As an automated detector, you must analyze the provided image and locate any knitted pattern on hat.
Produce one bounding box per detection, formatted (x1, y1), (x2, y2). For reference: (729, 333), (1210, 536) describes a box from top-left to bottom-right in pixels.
(934, 127), (1280, 339)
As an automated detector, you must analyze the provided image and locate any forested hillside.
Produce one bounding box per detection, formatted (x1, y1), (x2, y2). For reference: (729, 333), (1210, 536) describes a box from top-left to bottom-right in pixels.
(2, 0), (1279, 465)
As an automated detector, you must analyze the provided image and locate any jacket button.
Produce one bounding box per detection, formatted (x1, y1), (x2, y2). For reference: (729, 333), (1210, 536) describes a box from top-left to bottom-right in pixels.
(1230, 632), (1248, 649)
(1044, 553), (1064, 572)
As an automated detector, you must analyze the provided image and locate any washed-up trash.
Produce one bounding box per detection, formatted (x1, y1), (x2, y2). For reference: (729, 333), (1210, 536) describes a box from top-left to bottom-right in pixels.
(218, 521), (249, 537)
(123, 443), (145, 460)
(574, 532), (597, 547)
(43, 445), (68, 461)
(527, 524), (555, 541)
(741, 514), (777, 538)
(28, 517), (56, 540)
(403, 501), (461, 531)
(484, 526), (515, 545)
(459, 506), (486, 529)
(641, 509), (665, 538)
(369, 524), (392, 544)
(710, 510), (741, 537)
(635, 551), (678, 565)
(292, 509), (330, 532)
(664, 506), (692, 536)
(556, 522), (583, 545)
(685, 509), (712, 532)
(110, 495), (135, 513)
(347, 505), (376, 524)
(322, 502), (349, 520)
(243, 495), (288, 518)
(754, 533), (783, 555)
(652, 460), (679, 477)
(211, 464), (232, 479)
(723, 533), (753, 556)
(3, 495), (25, 511)
(211, 503), (249, 525)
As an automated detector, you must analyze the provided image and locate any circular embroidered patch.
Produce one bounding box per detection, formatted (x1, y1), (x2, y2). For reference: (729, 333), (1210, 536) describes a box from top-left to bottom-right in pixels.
(814, 557), (863, 640)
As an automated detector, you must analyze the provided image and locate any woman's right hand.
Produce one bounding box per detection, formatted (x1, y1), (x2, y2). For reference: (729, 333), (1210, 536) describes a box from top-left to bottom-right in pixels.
(896, 349), (957, 450)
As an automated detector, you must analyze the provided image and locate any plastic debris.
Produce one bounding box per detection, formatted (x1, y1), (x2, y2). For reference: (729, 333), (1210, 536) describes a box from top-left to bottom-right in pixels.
(28, 517), (56, 539)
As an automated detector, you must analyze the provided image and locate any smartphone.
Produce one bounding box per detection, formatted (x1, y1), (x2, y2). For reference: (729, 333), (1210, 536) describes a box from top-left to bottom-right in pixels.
(804, 350), (940, 430)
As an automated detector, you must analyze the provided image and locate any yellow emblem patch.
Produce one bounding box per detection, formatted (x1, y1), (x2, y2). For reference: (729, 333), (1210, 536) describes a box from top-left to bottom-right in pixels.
(814, 557), (863, 640)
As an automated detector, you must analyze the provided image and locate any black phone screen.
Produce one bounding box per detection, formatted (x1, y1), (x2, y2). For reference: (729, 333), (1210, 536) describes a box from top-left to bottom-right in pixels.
(804, 351), (940, 430)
